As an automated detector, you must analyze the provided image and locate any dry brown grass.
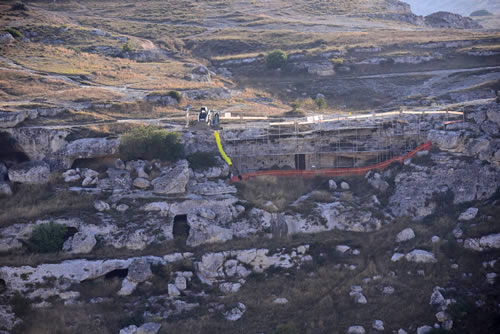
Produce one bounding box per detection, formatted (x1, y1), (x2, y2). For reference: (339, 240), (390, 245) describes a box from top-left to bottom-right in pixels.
(0, 176), (94, 227)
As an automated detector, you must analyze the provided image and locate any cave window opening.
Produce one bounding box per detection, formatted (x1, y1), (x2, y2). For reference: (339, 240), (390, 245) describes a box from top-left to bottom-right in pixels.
(173, 214), (190, 244)
(104, 269), (129, 279)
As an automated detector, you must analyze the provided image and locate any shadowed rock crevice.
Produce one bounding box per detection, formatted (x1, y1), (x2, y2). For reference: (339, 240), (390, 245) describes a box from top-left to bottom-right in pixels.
(0, 132), (30, 166)
(173, 214), (190, 247)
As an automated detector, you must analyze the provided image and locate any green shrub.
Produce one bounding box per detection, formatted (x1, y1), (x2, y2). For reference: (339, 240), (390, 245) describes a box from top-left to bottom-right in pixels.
(120, 126), (184, 161)
(273, 322), (299, 334)
(27, 222), (67, 253)
(5, 27), (24, 39)
(266, 50), (287, 69)
(315, 96), (327, 110)
(187, 151), (218, 170)
(122, 42), (134, 53)
(168, 90), (183, 103)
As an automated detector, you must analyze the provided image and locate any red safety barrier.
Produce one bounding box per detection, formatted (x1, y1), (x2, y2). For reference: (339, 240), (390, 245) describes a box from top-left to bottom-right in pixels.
(231, 142), (432, 182)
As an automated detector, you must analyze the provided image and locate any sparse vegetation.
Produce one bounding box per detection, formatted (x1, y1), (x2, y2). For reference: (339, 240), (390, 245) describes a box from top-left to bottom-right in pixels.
(119, 126), (184, 161)
(266, 50), (287, 69)
(5, 27), (24, 39)
(187, 151), (219, 171)
(27, 222), (68, 253)
(121, 42), (134, 53)
(168, 90), (183, 103)
(315, 96), (327, 110)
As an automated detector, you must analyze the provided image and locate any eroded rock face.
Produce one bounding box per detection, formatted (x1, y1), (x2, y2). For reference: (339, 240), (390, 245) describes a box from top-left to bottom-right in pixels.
(8, 160), (50, 184)
(425, 12), (482, 29)
(389, 154), (499, 219)
(59, 138), (120, 168)
(152, 161), (190, 195)
(0, 110), (37, 128)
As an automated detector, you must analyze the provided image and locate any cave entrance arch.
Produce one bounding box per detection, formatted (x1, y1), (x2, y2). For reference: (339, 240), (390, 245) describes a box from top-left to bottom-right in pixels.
(0, 132), (29, 168)
(173, 214), (190, 246)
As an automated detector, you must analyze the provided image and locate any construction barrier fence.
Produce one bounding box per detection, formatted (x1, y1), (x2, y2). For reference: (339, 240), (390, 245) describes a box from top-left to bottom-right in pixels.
(231, 141), (432, 182)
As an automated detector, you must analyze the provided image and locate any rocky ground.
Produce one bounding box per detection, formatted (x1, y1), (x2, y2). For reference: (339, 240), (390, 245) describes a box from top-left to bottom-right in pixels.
(0, 1), (500, 334)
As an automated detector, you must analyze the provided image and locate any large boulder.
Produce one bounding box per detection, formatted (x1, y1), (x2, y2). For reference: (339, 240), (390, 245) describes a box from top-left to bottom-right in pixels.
(427, 130), (464, 151)
(62, 232), (97, 254)
(59, 138), (120, 168)
(152, 162), (190, 195)
(425, 12), (482, 29)
(8, 161), (50, 184)
(127, 259), (153, 283)
(405, 250), (437, 263)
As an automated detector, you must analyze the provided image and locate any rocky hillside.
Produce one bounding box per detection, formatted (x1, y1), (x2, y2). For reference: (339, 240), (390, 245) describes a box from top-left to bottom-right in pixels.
(0, 0), (500, 333)
(403, 0), (500, 16)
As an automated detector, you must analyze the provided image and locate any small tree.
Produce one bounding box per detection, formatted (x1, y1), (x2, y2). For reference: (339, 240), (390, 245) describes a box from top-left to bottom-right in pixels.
(266, 50), (287, 69)
(168, 90), (183, 103)
(27, 222), (67, 253)
(315, 96), (327, 110)
(120, 126), (184, 161)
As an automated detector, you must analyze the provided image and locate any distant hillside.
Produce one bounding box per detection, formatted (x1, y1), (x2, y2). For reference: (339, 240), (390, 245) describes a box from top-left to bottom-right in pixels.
(403, 0), (500, 16)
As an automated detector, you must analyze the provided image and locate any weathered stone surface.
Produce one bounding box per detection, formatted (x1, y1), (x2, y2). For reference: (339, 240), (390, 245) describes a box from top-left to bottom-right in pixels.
(94, 200), (110, 212)
(145, 93), (178, 106)
(219, 282), (241, 294)
(389, 155), (499, 219)
(417, 325), (433, 334)
(340, 182), (350, 190)
(406, 250), (437, 263)
(59, 138), (119, 168)
(152, 162), (190, 195)
(372, 320), (384, 331)
(348, 325), (366, 334)
(133, 177), (151, 189)
(224, 303), (246, 321)
(328, 179), (337, 190)
(0, 110), (37, 128)
(0, 182), (12, 196)
(128, 259), (152, 283)
(480, 233), (500, 249)
(273, 297), (288, 304)
(175, 276), (187, 291)
(62, 232), (97, 254)
(8, 161), (50, 184)
(0, 305), (19, 331)
(137, 322), (162, 334)
(458, 207), (478, 221)
(396, 228), (415, 243)
(117, 278), (138, 296)
(427, 130), (464, 151)
(425, 12), (482, 29)
(119, 325), (138, 334)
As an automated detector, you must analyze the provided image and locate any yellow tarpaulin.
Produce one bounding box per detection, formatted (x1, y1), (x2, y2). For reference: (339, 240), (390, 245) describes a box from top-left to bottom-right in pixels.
(214, 131), (232, 166)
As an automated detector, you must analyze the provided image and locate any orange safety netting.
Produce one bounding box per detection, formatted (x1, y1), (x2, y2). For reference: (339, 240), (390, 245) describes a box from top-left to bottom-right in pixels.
(231, 141), (432, 182)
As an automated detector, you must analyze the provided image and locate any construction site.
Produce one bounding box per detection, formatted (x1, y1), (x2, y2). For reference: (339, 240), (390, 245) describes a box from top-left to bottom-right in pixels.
(211, 109), (464, 178)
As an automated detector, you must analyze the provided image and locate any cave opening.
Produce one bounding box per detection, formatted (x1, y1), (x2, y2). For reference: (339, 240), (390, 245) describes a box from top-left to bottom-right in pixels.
(104, 269), (129, 279)
(0, 132), (29, 167)
(173, 214), (190, 246)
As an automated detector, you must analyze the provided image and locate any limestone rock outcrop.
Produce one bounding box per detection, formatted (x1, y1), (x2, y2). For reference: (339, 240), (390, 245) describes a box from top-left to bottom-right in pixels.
(8, 161), (50, 184)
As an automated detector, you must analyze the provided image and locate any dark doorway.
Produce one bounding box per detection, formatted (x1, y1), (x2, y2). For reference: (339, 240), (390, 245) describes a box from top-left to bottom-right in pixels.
(0, 279), (6, 294)
(295, 154), (306, 170)
(173, 214), (190, 246)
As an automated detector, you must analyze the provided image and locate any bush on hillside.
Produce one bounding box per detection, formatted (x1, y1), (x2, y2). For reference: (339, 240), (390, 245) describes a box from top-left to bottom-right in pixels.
(266, 50), (287, 69)
(315, 96), (327, 110)
(168, 90), (183, 103)
(120, 126), (184, 161)
(10, 3), (28, 11)
(5, 27), (23, 39)
(187, 151), (218, 170)
(27, 222), (67, 253)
